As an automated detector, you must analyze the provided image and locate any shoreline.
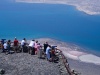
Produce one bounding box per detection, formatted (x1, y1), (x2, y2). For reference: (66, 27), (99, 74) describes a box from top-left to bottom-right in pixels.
(68, 58), (100, 75)
(37, 38), (100, 75)
(1, 37), (100, 75)
(15, 0), (100, 15)
(35, 38), (100, 65)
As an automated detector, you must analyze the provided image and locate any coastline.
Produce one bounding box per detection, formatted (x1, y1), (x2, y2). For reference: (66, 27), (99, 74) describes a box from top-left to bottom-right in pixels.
(1, 37), (100, 75)
(1, 1), (100, 74)
(2, 37), (100, 65)
(4, 37), (99, 65)
(36, 38), (100, 75)
(68, 58), (100, 75)
(35, 38), (100, 65)
(15, 0), (100, 15)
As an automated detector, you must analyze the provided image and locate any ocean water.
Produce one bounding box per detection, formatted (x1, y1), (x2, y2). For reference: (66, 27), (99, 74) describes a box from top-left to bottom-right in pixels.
(0, 1), (100, 53)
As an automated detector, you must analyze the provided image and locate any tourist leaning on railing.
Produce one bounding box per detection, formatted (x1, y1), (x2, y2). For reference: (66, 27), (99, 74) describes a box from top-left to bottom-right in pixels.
(28, 40), (35, 55)
(21, 38), (26, 52)
(46, 45), (52, 61)
(50, 46), (59, 63)
(43, 42), (48, 53)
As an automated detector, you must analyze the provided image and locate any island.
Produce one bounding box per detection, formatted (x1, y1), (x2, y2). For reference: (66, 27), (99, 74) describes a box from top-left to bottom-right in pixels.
(16, 0), (100, 15)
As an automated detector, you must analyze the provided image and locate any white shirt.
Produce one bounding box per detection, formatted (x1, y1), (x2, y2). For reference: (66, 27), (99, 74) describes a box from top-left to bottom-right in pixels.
(3, 43), (7, 49)
(21, 40), (25, 45)
(46, 46), (51, 54)
(29, 41), (35, 47)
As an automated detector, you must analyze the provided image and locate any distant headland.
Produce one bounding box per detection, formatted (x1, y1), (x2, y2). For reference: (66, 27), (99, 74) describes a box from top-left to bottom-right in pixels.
(15, 0), (100, 15)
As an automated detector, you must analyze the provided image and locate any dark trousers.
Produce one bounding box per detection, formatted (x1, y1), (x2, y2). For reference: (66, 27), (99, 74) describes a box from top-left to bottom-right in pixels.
(29, 47), (35, 55)
(22, 45), (25, 52)
(14, 46), (18, 52)
(44, 48), (46, 53)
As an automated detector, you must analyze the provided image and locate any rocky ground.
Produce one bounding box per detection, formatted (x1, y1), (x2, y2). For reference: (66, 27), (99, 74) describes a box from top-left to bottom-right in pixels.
(0, 52), (61, 75)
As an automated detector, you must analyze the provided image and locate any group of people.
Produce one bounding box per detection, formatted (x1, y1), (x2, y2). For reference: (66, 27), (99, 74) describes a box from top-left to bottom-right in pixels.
(1, 38), (19, 54)
(0, 38), (59, 62)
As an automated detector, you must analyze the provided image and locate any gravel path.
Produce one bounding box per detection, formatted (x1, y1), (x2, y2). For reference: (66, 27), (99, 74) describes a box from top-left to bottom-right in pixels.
(0, 52), (60, 75)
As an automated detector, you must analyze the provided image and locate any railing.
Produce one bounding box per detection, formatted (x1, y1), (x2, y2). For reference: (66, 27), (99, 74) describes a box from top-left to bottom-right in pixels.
(57, 49), (73, 75)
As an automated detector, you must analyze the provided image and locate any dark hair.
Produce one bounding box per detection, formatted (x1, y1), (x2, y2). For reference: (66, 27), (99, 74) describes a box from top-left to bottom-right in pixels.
(36, 40), (38, 43)
(32, 40), (35, 41)
(8, 40), (11, 42)
(52, 47), (55, 50)
(23, 38), (25, 40)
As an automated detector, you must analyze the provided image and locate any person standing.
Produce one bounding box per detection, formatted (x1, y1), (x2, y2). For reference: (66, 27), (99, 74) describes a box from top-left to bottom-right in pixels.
(43, 42), (48, 53)
(13, 37), (19, 53)
(29, 40), (35, 55)
(51, 47), (56, 62)
(37, 43), (42, 58)
(46, 45), (51, 61)
(7, 40), (11, 54)
(34, 40), (38, 55)
(21, 38), (26, 52)
(1, 39), (6, 52)
(3, 41), (7, 54)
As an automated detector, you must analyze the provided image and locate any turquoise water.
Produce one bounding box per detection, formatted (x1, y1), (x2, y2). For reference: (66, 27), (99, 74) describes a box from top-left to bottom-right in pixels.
(0, 1), (100, 52)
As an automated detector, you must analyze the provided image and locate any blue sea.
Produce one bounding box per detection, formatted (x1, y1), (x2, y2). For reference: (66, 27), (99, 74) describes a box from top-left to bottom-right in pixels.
(0, 1), (100, 53)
